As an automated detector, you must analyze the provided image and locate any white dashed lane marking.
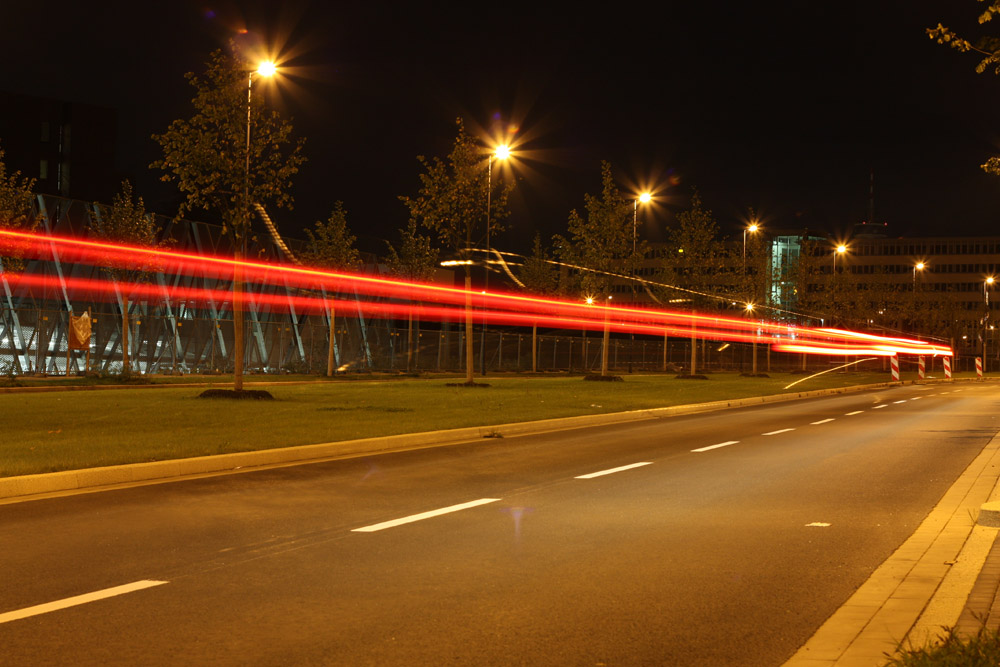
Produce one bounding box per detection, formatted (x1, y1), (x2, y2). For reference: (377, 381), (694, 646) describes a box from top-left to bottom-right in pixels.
(893, 400), (907, 404)
(845, 411), (864, 416)
(575, 462), (653, 479)
(811, 418), (835, 425)
(0, 580), (168, 625)
(352, 498), (501, 533)
(692, 441), (739, 453)
(873, 405), (888, 409)
(763, 428), (795, 436)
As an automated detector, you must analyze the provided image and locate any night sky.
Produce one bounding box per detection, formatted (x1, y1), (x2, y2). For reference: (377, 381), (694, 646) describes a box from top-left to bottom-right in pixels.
(3, 1), (1000, 256)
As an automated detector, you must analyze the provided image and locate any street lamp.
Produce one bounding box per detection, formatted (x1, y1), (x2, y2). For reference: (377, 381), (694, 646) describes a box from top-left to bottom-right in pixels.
(234, 59), (277, 391)
(743, 222), (759, 273)
(745, 302), (759, 375)
(633, 192), (652, 256)
(833, 244), (847, 272)
(913, 262), (925, 285)
(480, 143), (511, 376)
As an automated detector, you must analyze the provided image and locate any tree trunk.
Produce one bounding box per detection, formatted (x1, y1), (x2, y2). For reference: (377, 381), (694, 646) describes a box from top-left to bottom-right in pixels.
(690, 322), (697, 375)
(406, 307), (414, 372)
(233, 254), (244, 391)
(122, 294), (130, 373)
(532, 323), (538, 373)
(465, 272), (474, 384)
(326, 302), (336, 376)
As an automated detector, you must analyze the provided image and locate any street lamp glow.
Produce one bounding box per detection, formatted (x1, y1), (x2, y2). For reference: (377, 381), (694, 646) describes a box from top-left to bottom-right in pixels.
(988, 276), (996, 286)
(745, 302), (755, 312)
(494, 144), (511, 160)
(638, 192), (652, 204)
(257, 61), (277, 77)
(747, 223), (759, 234)
(836, 244), (847, 254)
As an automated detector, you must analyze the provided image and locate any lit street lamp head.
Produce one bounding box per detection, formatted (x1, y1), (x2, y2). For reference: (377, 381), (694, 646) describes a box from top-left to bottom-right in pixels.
(494, 144), (510, 160)
(638, 192), (652, 204)
(836, 244), (847, 254)
(257, 61), (277, 77)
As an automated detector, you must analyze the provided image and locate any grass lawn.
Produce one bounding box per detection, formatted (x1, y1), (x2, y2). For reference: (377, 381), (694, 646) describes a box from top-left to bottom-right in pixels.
(0, 370), (972, 477)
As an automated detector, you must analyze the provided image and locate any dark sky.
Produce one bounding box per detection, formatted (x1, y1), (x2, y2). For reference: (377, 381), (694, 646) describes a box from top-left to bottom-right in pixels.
(3, 1), (1000, 255)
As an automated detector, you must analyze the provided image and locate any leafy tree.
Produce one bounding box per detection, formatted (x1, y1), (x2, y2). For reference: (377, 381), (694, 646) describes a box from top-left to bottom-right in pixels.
(384, 219), (439, 372)
(929, 4), (1000, 175)
(151, 43), (306, 391)
(518, 234), (558, 372)
(0, 144), (42, 277)
(400, 117), (513, 384)
(302, 202), (361, 376)
(553, 161), (645, 375)
(88, 180), (162, 373)
(658, 190), (726, 374)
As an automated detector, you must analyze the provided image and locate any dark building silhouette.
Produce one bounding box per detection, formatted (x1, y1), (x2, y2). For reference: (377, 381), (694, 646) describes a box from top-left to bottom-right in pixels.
(0, 91), (117, 203)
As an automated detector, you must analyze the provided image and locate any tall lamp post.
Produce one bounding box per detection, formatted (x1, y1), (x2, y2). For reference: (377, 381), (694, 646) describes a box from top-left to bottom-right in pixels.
(913, 262), (925, 286)
(985, 276), (994, 373)
(627, 192), (651, 373)
(742, 222), (759, 273)
(234, 59), (277, 392)
(479, 143), (510, 376)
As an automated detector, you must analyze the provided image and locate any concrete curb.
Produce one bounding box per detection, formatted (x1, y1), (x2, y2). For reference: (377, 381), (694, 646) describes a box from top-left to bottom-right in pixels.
(0, 377), (983, 503)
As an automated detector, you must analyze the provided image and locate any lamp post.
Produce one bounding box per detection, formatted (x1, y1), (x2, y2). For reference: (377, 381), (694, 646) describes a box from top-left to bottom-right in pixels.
(745, 302), (758, 375)
(233, 60), (277, 392)
(628, 192), (651, 373)
(742, 222), (759, 273)
(833, 244), (847, 271)
(985, 276), (994, 372)
(479, 144), (510, 376)
(913, 261), (925, 287)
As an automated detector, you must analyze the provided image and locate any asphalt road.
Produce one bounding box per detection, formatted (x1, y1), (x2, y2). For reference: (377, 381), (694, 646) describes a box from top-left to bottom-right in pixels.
(2, 383), (999, 666)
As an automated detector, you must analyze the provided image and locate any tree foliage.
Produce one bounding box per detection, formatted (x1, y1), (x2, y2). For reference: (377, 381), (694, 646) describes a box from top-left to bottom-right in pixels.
(553, 161), (645, 297)
(151, 43), (306, 240)
(302, 201), (361, 270)
(399, 117), (513, 266)
(384, 218), (439, 281)
(658, 190), (727, 310)
(0, 143), (42, 275)
(928, 3), (1000, 175)
(89, 180), (161, 277)
(519, 233), (558, 295)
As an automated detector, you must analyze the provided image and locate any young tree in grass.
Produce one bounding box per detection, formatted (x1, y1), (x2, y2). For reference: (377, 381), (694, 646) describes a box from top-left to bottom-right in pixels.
(553, 161), (644, 376)
(518, 234), (558, 372)
(151, 43), (306, 391)
(89, 180), (162, 373)
(301, 202), (361, 376)
(385, 218), (439, 372)
(0, 143), (42, 277)
(399, 117), (512, 384)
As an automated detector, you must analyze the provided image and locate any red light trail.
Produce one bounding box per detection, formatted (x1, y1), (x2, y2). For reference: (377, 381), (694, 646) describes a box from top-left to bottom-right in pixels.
(0, 229), (953, 357)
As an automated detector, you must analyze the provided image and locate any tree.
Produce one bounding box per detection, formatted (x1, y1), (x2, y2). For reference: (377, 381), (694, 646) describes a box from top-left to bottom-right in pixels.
(929, 4), (1000, 175)
(385, 219), (439, 372)
(518, 234), (558, 372)
(553, 161), (645, 376)
(0, 143), (42, 277)
(151, 43), (306, 392)
(399, 117), (513, 384)
(301, 202), (361, 376)
(88, 181), (162, 374)
(658, 190), (726, 375)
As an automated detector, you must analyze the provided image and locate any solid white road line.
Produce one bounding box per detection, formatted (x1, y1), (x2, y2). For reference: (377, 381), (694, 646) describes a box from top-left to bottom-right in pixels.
(845, 410), (864, 416)
(692, 441), (739, 453)
(763, 428), (795, 436)
(873, 404), (888, 409)
(575, 462), (653, 479)
(811, 418), (835, 425)
(0, 580), (168, 625)
(352, 498), (501, 533)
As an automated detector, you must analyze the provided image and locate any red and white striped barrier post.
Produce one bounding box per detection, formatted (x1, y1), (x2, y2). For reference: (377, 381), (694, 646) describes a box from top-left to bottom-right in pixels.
(944, 356), (952, 380)
(918, 356), (926, 380)
(891, 355), (900, 382)
(977, 356), (984, 379)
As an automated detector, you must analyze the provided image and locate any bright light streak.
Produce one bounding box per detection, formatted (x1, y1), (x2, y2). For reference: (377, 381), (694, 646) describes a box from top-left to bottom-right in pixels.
(0, 229), (953, 358)
(784, 358), (877, 389)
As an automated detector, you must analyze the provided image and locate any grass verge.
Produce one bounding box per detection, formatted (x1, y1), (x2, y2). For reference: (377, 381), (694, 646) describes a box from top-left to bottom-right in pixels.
(0, 371), (963, 478)
(884, 625), (1000, 666)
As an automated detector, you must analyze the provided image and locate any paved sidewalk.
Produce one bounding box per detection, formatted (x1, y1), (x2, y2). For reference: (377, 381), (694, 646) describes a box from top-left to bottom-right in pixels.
(785, 430), (1000, 666)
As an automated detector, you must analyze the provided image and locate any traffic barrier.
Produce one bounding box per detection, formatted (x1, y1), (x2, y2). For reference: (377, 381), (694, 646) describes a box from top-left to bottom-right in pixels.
(944, 356), (952, 379)
(918, 356), (926, 380)
(891, 355), (900, 381)
(977, 356), (984, 379)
